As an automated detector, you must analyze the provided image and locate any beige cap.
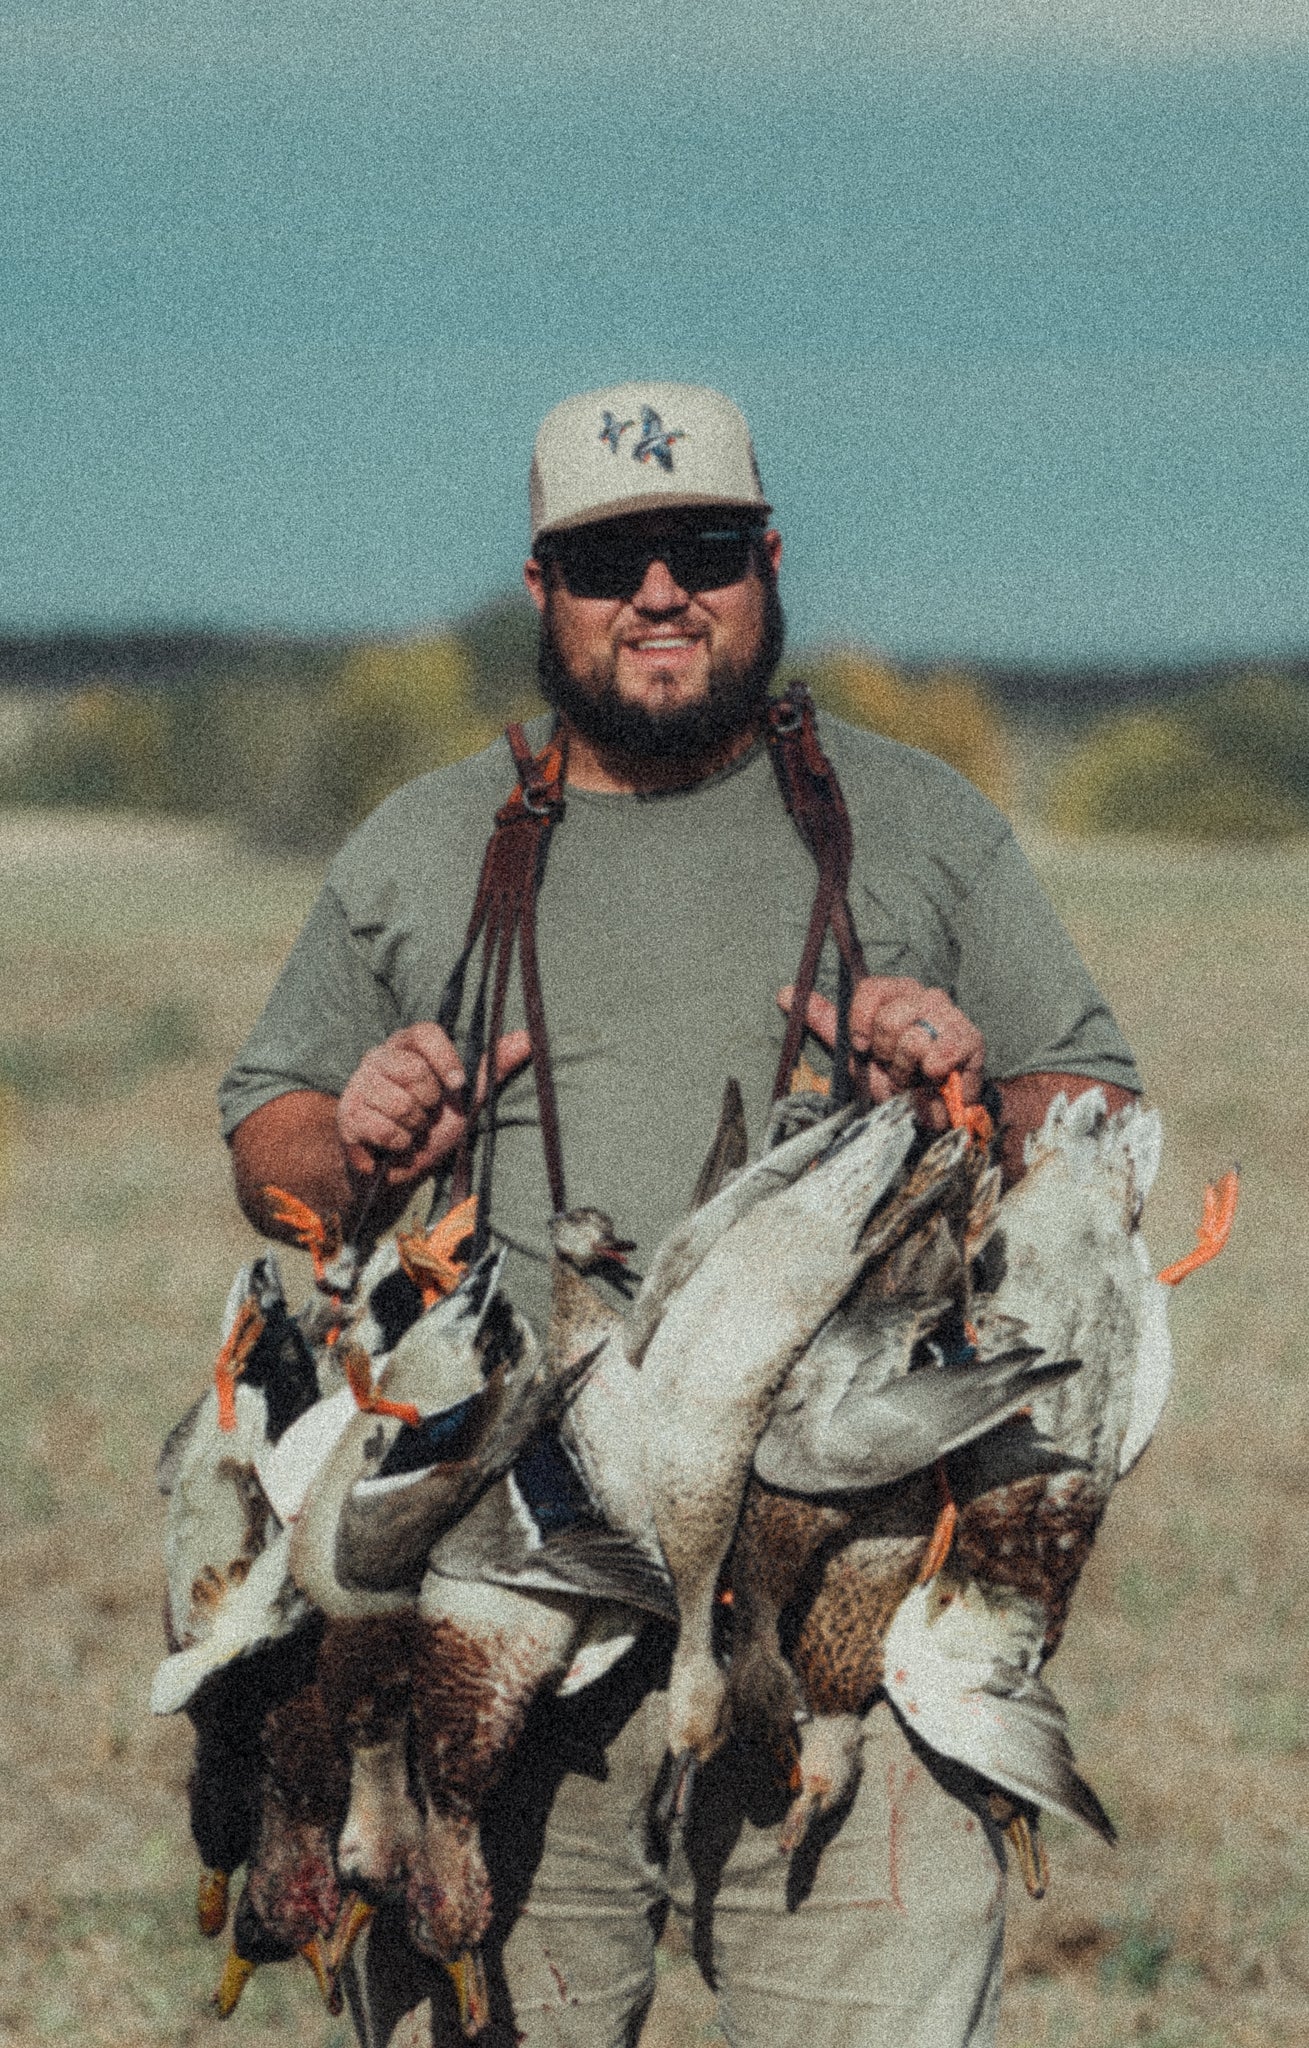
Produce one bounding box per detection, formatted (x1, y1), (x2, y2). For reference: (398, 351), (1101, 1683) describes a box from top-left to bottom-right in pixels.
(529, 380), (771, 541)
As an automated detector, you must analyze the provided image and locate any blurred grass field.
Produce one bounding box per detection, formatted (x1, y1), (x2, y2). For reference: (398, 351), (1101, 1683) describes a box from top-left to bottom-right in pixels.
(0, 807), (1306, 2048)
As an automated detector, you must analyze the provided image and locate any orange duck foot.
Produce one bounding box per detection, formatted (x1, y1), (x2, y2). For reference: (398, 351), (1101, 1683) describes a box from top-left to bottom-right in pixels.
(1157, 1168), (1240, 1286)
(261, 1185), (343, 1287)
(340, 1342), (422, 1428)
(214, 1298), (265, 1434)
(940, 1072), (994, 1148)
(397, 1194), (479, 1308)
(196, 1867), (230, 1938)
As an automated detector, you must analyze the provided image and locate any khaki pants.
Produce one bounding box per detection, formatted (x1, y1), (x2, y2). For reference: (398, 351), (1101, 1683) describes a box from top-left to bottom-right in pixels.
(346, 1631), (1006, 2048)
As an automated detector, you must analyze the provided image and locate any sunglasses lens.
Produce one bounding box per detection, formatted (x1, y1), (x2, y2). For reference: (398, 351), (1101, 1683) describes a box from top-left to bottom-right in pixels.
(550, 527), (757, 599)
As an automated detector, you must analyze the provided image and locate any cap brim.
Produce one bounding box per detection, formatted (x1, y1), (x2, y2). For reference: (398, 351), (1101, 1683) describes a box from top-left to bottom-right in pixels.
(533, 491), (773, 543)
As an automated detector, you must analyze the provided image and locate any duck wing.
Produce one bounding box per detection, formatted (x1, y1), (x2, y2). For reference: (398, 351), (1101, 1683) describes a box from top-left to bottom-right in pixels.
(332, 1324), (600, 1595)
(152, 1530), (313, 1716)
(624, 1100), (858, 1366)
(690, 1076), (749, 1209)
(755, 1342), (1081, 1494)
(883, 1579), (1115, 1843)
(426, 1450), (676, 1620)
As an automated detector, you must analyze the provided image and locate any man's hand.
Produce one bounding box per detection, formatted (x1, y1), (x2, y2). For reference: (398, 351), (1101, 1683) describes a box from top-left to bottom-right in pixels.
(338, 1022), (533, 1191)
(229, 1024), (534, 1250)
(778, 976), (985, 1131)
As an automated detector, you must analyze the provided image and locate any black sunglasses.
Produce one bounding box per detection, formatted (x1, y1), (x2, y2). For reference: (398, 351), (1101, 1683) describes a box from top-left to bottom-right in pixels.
(541, 522), (766, 602)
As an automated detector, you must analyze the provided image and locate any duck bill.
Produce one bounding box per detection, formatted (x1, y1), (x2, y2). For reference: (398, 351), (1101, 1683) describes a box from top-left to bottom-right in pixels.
(196, 1866), (230, 1937)
(323, 1890), (375, 1977)
(300, 1934), (344, 2013)
(445, 1948), (490, 2038)
(211, 1948), (255, 2018)
(1003, 1812), (1050, 1900)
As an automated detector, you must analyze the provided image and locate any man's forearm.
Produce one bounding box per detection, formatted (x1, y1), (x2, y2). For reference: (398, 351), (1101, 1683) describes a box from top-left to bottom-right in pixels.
(228, 1090), (411, 1245)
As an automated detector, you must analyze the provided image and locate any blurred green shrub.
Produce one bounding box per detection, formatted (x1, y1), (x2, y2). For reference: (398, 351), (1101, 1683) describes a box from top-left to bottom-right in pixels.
(2, 636), (508, 856)
(6, 684), (179, 809)
(320, 635), (500, 826)
(1047, 676), (1309, 839)
(801, 650), (1013, 809)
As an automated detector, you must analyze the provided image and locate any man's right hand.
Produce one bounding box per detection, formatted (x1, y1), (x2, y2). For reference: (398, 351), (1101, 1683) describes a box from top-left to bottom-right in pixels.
(338, 1022), (533, 1194)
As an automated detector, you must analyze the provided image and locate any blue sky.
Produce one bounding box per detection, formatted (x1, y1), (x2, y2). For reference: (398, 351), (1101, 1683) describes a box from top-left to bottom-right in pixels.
(3, 1), (1307, 661)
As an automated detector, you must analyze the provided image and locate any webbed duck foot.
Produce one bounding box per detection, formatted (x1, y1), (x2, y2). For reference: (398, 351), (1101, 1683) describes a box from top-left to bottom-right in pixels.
(196, 1867), (230, 1937)
(987, 1792), (1049, 1899)
(211, 1949), (256, 2018)
(446, 1948), (491, 2039)
(1157, 1167), (1239, 1285)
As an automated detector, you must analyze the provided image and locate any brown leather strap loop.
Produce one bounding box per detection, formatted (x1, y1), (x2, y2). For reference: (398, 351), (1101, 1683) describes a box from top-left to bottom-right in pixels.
(766, 681), (869, 1106)
(438, 726), (569, 1247)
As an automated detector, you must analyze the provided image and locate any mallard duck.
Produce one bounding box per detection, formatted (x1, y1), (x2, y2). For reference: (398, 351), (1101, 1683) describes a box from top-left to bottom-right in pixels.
(773, 1089), (1214, 1887)
(635, 1095), (932, 1770)
(213, 1675), (351, 2014)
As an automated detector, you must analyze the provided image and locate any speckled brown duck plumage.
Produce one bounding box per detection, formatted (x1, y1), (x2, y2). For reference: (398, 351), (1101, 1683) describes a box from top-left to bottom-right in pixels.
(754, 1090), (1175, 1884)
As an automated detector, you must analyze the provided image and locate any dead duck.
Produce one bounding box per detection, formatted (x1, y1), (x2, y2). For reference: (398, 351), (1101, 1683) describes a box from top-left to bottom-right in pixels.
(286, 1256), (518, 1923)
(398, 1457), (676, 2037)
(874, 1088), (1213, 1881)
(779, 1091), (1234, 1888)
(291, 1244), (601, 1976)
(154, 1256), (330, 1927)
(700, 1102), (1066, 1829)
(636, 1094), (933, 1770)
(215, 1675), (351, 2015)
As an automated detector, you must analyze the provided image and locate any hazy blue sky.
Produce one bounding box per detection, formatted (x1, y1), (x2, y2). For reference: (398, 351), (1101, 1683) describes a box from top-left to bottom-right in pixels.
(4, 1), (1307, 661)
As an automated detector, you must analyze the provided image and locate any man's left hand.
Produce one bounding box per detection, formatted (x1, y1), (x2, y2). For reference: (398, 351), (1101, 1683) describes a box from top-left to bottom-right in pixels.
(778, 976), (985, 1130)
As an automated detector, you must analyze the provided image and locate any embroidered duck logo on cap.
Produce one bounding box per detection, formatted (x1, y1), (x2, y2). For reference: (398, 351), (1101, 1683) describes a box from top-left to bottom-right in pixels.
(598, 411), (635, 454)
(633, 406), (687, 471)
(598, 405), (686, 469)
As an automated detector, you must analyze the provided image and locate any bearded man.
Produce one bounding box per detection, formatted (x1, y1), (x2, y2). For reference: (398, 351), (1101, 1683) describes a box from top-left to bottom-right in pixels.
(221, 381), (1139, 2047)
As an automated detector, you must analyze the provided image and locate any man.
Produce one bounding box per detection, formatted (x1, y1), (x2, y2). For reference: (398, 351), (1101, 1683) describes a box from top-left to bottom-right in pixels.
(221, 381), (1139, 2047)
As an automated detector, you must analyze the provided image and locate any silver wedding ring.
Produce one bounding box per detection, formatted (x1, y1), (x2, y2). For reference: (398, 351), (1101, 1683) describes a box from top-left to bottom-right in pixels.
(912, 1018), (940, 1042)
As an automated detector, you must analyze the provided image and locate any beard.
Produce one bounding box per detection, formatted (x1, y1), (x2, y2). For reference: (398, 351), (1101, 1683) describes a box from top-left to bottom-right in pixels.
(536, 572), (786, 767)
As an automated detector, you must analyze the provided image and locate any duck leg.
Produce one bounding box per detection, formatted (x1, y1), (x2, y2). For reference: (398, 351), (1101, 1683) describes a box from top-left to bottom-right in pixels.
(1157, 1169), (1239, 1285)
(914, 1459), (957, 1585)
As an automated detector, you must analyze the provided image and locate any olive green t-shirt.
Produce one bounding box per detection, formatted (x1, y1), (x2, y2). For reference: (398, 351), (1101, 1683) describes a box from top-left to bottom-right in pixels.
(219, 714), (1138, 1329)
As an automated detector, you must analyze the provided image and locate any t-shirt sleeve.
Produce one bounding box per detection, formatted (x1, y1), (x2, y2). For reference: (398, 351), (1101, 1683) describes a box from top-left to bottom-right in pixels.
(954, 829), (1142, 1090)
(217, 879), (403, 1137)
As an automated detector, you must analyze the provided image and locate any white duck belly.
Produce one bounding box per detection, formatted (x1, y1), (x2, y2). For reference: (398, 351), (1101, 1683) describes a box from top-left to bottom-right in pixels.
(639, 1096), (917, 1765)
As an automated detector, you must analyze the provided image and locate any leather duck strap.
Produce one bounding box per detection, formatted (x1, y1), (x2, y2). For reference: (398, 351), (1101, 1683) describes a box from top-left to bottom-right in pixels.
(766, 681), (870, 1107)
(435, 725), (569, 1252)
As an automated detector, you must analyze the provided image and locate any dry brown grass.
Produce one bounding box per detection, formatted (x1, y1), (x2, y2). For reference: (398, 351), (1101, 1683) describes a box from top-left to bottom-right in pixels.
(1, 809), (1305, 2048)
